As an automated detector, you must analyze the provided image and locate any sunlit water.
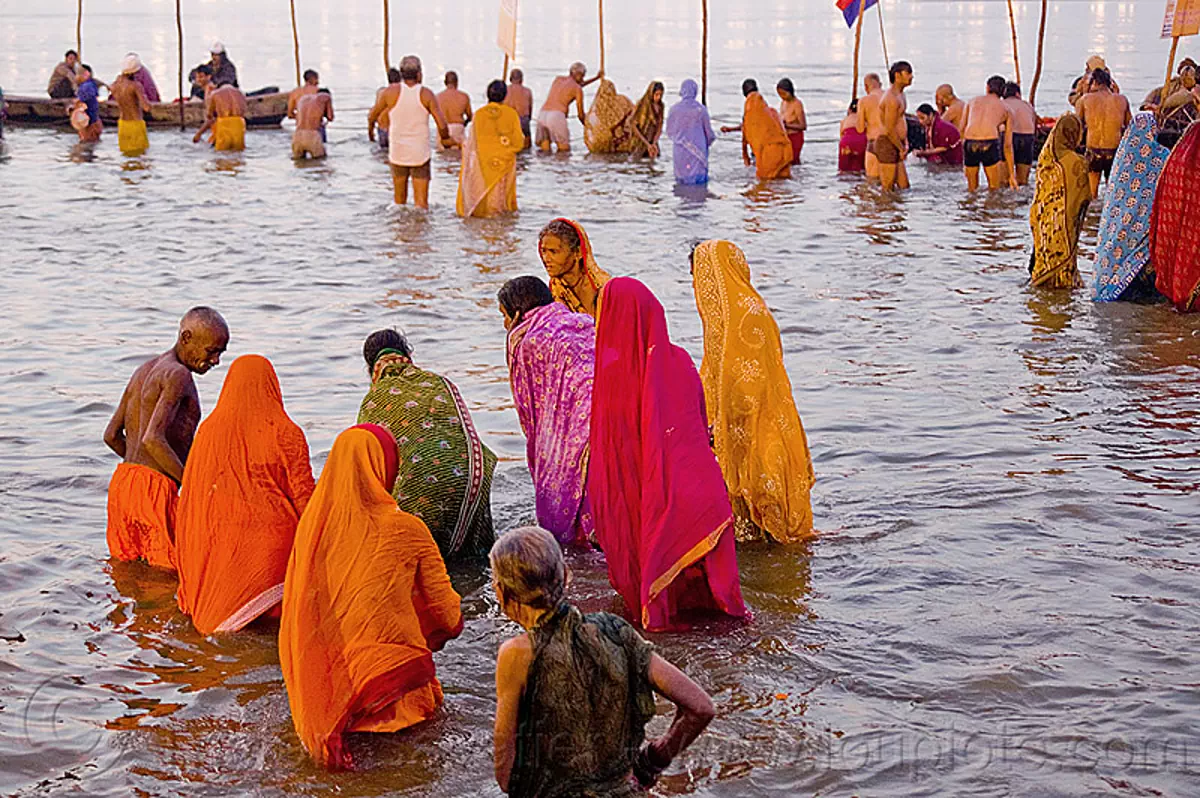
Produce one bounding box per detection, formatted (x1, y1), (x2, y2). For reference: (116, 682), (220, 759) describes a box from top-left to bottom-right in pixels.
(1, 1), (1198, 795)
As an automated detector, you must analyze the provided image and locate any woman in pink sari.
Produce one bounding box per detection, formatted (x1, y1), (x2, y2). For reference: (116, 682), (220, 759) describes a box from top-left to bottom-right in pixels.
(589, 277), (747, 632)
(499, 276), (596, 546)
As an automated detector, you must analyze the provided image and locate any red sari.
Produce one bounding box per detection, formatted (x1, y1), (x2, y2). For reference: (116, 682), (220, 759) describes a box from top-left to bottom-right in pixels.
(1150, 123), (1200, 312)
(588, 277), (747, 632)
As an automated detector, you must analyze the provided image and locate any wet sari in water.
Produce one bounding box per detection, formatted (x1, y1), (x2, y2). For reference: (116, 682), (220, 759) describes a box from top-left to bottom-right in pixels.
(176, 355), (316, 634)
(620, 82), (665, 157)
(589, 277), (747, 632)
(743, 91), (792, 180)
(280, 426), (463, 770)
(1030, 114), (1090, 289)
(357, 352), (496, 560)
(1093, 113), (1170, 302)
(692, 241), (815, 544)
(542, 217), (612, 317)
(506, 303), (596, 546)
(584, 80), (634, 154)
(666, 79), (715, 185)
(456, 101), (525, 218)
(1150, 122), (1200, 312)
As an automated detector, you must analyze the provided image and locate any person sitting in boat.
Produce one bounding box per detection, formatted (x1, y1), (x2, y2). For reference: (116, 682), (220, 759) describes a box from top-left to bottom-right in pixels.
(48, 49), (82, 99)
(189, 41), (238, 100)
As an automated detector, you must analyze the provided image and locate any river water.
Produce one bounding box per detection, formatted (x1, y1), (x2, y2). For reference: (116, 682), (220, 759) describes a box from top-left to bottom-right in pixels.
(1, 1), (1198, 795)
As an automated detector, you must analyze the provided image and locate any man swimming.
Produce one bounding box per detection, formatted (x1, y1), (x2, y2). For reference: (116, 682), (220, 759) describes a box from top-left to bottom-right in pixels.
(962, 75), (1018, 191)
(436, 71), (472, 149)
(103, 308), (229, 570)
(877, 61), (912, 191)
(535, 62), (603, 153)
(936, 84), (967, 134)
(293, 89), (333, 159)
(1076, 68), (1131, 198)
(504, 68), (534, 151)
(855, 73), (885, 180)
(111, 60), (151, 156)
(1002, 81), (1038, 186)
(193, 76), (248, 151)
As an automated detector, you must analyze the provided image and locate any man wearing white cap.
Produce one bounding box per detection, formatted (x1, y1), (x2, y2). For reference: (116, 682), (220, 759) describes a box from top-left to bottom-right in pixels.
(120, 53), (160, 104)
(189, 42), (238, 100)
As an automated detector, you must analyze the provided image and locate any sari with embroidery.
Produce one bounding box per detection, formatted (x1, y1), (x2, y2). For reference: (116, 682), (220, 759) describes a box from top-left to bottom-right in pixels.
(584, 79), (635, 154)
(175, 355), (316, 634)
(1093, 113), (1170, 302)
(357, 352), (496, 560)
(692, 241), (815, 544)
(279, 426), (463, 770)
(743, 91), (793, 180)
(1030, 114), (1090, 289)
(541, 217), (612, 317)
(506, 303), (596, 546)
(619, 82), (664, 157)
(666, 79), (716, 185)
(589, 277), (747, 632)
(1150, 122), (1200, 312)
(456, 101), (525, 218)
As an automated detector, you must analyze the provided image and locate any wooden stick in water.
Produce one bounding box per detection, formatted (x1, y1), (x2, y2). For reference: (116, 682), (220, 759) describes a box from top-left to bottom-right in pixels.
(852, 0), (866, 101)
(290, 0), (302, 87)
(1160, 36), (1180, 126)
(598, 0), (606, 75)
(76, 0), (83, 59)
(877, 0), (889, 69)
(383, 0), (391, 73)
(176, 0), (185, 130)
(1006, 0), (1021, 87)
(1029, 0), (1047, 108)
(702, 0), (708, 105)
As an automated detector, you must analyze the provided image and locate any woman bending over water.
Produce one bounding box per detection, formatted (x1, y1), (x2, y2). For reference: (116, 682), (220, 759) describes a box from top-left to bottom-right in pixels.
(492, 527), (717, 796)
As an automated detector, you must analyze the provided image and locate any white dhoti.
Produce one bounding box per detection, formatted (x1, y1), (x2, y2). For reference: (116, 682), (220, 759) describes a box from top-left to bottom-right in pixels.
(438, 122), (466, 150)
(534, 110), (571, 149)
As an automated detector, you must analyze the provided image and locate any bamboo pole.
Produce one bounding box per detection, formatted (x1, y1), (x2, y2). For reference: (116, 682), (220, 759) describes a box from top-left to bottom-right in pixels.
(176, 0), (185, 129)
(701, 0), (709, 105)
(598, 0), (606, 75)
(1029, 0), (1047, 107)
(877, 0), (889, 69)
(383, 0), (391, 73)
(503, 55), (509, 83)
(851, 0), (866, 101)
(290, 0), (301, 86)
(1006, 0), (1021, 87)
(76, 0), (83, 58)
(1159, 36), (1181, 125)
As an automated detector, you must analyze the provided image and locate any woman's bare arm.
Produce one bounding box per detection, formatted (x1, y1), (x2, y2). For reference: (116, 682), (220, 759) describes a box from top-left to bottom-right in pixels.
(637, 653), (716, 785)
(494, 636), (533, 794)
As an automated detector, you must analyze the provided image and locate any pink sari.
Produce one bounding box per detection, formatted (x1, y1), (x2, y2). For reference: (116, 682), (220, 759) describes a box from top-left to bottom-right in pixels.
(506, 303), (596, 545)
(588, 277), (747, 632)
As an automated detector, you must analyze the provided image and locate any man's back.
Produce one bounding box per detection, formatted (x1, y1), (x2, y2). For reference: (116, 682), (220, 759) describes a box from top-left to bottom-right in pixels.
(542, 76), (581, 114)
(505, 84), (533, 117)
(942, 98), (966, 132)
(120, 354), (199, 473)
(437, 88), (470, 124)
(295, 93), (329, 130)
(111, 77), (145, 121)
(210, 85), (247, 117)
(859, 90), (885, 139)
(1003, 97), (1037, 135)
(1079, 90), (1131, 149)
(964, 94), (1008, 140)
(287, 84), (318, 118)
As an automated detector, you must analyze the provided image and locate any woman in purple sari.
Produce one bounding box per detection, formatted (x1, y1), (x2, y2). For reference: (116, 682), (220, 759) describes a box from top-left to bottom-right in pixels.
(499, 277), (596, 546)
(666, 79), (716, 185)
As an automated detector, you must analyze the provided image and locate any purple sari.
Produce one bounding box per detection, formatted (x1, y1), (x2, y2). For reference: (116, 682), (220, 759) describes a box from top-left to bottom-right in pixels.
(667, 80), (716, 185)
(506, 303), (596, 545)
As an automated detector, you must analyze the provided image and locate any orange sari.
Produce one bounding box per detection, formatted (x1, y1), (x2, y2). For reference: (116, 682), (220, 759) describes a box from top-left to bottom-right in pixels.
(743, 92), (793, 180)
(279, 426), (463, 770)
(175, 355), (315, 635)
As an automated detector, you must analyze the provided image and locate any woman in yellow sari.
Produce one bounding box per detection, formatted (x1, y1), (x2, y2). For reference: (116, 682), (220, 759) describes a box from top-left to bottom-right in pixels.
(741, 82), (792, 180)
(537, 218), (612, 317)
(1030, 113), (1091, 289)
(691, 240), (815, 544)
(584, 79), (635, 154)
(457, 80), (526, 218)
(618, 81), (666, 157)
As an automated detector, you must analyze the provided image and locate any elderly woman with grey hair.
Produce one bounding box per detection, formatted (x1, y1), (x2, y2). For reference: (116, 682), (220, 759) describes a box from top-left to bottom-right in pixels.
(491, 527), (716, 796)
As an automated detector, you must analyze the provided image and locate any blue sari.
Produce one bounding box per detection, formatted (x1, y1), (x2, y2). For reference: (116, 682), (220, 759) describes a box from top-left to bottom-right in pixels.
(1093, 113), (1170, 301)
(666, 80), (715, 185)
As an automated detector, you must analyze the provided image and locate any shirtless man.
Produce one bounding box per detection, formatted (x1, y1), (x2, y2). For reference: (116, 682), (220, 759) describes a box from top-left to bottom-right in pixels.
(1076, 68), (1131, 199)
(504, 69), (534, 150)
(194, 76), (248, 150)
(962, 75), (1018, 191)
(103, 308), (229, 569)
(936, 84), (967, 134)
(436, 71), (472, 149)
(370, 68), (402, 150)
(287, 69), (320, 120)
(1002, 82), (1037, 186)
(293, 89), (333, 159)
(855, 73), (885, 179)
(111, 65), (151, 156)
(877, 61), (913, 192)
(535, 62), (603, 153)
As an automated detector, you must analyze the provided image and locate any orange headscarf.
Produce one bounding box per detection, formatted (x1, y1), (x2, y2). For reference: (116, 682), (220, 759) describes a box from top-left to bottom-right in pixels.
(279, 426), (463, 770)
(541, 218), (612, 317)
(743, 92), (793, 180)
(175, 355), (315, 634)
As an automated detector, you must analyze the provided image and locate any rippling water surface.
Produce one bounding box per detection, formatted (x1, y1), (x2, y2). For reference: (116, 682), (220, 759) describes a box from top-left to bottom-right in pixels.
(1, 1), (1198, 795)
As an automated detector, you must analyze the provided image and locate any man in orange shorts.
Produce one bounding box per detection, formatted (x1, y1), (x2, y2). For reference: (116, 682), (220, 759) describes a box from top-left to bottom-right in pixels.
(103, 307), (229, 569)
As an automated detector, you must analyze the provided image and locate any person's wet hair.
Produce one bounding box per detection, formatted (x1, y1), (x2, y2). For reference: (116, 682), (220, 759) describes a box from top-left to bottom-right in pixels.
(741, 78), (758, 97)
(387, 67), (401, 84)
(445, 71), (458, 87)
(1091, 68), (1112, 88)
(363, 328), (412, 371)
(498, 276), (554, 322)
(538, 219), (581, 253)
(399, 55), (421, 82)
(489, 527), (567, 612)
(1003, 81), (1021, 99)
(916, 103), (936, 116)
(510, 68), (524, 83)
(987, 75), (1006, 96)
(889, 61), (913, 84)
(487, 79), (507, 104)
(303, 69), (318, 83)
(776, 77), (795, 97)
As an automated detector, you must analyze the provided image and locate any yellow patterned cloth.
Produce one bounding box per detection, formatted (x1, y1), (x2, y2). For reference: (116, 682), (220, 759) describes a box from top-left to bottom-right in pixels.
(456, 102), (525, 218)
(584, 80), (634, 154)
(1030, 114), (1090, 289)
(691, 240), (815, 544)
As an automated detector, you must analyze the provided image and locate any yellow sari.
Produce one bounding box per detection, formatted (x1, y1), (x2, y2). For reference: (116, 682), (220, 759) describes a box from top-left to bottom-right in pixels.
(1030, 114), (1090, 289)
(692, 240), (815, 544)
(541, 218), (612, 317)
(456, 102), (525, 218)
(584, 80), (634, 154)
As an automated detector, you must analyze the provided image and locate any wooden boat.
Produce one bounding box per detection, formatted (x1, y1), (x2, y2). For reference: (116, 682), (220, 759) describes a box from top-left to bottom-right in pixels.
(2, 90), (289, 129)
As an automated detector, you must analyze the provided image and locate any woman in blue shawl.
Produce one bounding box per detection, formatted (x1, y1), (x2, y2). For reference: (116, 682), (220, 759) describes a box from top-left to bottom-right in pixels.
(666, 80), (716, 185)
(1093, 112), (1171, 302)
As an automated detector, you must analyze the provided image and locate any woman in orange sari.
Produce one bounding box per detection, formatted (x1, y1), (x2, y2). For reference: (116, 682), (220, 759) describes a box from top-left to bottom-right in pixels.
(175, 354), (315, 635)
(456, 80), (525, 218)
(279, 424), (463, 770)
(538, 218), (612, 317)
(740, 80), (792, 180)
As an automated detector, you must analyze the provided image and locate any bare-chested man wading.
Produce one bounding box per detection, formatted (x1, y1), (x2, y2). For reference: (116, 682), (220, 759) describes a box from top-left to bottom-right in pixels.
(877, 62), (913, 192)
(293, 89), (334, 159)
(104, 308), (229, 570)
(1003, 82), (1038, 186)
(535, 62), (602, 153)
(505, 69), (534, 151)
(1076, 68), (1132, 199)
(111, 59), (151, 156)
(962, 75), (1018, 191)
(855, 73), (885, 180)
(936, 84), (967, 134)
(436, 71), (473, 150)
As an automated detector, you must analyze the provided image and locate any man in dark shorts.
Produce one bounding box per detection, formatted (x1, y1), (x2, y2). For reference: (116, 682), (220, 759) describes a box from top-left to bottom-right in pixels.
(961, 75), (1017, 191)
(1002, 81), (1038, 185)
(1076, 68), (1131, 198)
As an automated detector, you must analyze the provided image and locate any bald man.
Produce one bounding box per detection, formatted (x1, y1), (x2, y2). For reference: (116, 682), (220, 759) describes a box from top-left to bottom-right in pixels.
(104, 307), (229, 570)
(936, 84), (967, 134)
(856, 73), (885, 179)
(504, 69), (534, 150)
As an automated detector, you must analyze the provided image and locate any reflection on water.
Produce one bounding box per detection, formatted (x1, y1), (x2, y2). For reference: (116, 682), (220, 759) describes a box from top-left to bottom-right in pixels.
(2, 0), (1199, 796)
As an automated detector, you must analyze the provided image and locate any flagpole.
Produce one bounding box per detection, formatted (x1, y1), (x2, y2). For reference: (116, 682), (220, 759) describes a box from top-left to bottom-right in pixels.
(176, 0), (185, 129)
(1029, 0), (1047, 107)
(76, 0), (83, 59)
(877, 0), (889, 68)
(290, 0), (301, 86)
(701, 0), (709, 105)
(383, 0), (391, 73)
(852, 0), (866, 101)
(1006, 0), (1021, 87)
